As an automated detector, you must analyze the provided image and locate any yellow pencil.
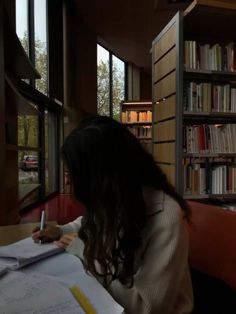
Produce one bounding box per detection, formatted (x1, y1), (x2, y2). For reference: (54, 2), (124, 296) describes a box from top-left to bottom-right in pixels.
(70, 285), (97, 314)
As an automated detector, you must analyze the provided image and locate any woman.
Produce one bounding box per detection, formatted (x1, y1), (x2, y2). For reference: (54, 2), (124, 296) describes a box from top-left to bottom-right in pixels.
(32, 115), (193, 314)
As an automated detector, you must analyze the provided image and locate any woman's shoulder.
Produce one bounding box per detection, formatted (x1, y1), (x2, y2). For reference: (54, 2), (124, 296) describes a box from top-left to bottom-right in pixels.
(143, 187), (182, 218)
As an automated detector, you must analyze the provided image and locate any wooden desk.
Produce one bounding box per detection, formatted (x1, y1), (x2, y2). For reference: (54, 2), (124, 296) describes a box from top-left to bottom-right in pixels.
(0, 221), (57, 245)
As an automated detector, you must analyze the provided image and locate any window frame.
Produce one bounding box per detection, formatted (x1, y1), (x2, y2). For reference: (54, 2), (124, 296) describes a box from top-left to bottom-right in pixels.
(16, 0), (62, 211)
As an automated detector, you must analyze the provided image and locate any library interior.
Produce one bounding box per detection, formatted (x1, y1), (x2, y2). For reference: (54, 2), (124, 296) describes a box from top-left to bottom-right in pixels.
(1, 0), (236, 313)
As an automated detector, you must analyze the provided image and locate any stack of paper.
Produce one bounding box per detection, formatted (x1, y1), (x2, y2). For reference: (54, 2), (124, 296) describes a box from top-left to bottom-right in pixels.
(0, 238), (124, 314)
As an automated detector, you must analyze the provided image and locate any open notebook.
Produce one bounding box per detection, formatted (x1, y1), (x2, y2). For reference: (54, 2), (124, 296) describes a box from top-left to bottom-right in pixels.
(0, 237), (63, 270)
(0, 250), (124, 313)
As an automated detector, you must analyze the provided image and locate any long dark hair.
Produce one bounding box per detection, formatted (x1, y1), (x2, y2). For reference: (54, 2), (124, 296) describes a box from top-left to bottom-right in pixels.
(61, 115), (190, 287)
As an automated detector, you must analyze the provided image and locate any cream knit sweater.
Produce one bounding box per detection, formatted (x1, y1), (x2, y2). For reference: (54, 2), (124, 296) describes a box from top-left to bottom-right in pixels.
(61, 188), (193, 314)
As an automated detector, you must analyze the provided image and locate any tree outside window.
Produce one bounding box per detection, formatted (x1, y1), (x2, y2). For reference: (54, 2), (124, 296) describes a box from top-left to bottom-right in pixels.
(97, 44), (125, 120)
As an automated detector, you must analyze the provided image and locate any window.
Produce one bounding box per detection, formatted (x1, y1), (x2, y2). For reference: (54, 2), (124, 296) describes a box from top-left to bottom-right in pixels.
(18, 113), (40, 209)
(97, 44), (126, 120)
(16, 0), (29, 55)
(34, 0), (48, 94)
(112, 55), (125, 120)
(16, 0), (48, 95)
(16, 1), (60, 210)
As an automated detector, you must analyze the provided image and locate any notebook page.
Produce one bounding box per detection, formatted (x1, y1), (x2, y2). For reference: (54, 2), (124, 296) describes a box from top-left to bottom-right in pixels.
(22, 252), (124, 314)
(0, 265), (8, 277)
(0, 271), (84, 314)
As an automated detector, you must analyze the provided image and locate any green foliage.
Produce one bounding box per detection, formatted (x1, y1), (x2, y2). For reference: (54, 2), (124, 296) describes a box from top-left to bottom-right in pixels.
(20, 33), (48, 95)
(18, 33), (47, 159)
(97, 60), (110, 116)
(18, 116), (38, 160)
(97, 59), (125, 120)
(35, 38), (47, 95)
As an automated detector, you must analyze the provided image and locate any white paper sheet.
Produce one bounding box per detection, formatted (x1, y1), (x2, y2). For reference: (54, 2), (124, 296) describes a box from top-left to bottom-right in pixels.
(0, 237), (62, 269)
(0, 271), (84, 314)
(22, 252), (124, 314)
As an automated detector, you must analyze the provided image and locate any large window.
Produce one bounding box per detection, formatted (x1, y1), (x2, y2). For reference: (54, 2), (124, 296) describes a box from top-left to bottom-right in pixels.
(34, 0), (48, 94)
(16, 0), (48, 95)
(97, 44), (126, 120)
(16, 0), (29, 55)
(16, 1), (60, 210)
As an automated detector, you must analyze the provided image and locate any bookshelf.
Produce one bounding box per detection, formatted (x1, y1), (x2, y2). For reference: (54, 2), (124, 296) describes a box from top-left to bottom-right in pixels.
(152, 0), (236, 201)
(120, 100), (152, 153)
(0, 5), (40, 225)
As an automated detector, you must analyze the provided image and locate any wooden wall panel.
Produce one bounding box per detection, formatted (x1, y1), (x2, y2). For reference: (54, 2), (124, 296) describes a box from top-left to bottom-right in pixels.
(153, 95), (176, 122)
(153, 142), (175, 163)
(5, 185), (20, 224)
(157, 164), (175, 186)
(153, 24), (176, 62)
(154, 47), (176, 83)
(153, 71), (176, 102)
(5, 150), (18, 190)
(153, 119), (175, 142)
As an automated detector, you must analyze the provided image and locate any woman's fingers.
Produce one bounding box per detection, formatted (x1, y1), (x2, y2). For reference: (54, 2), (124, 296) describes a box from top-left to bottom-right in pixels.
(32, 225), (62, 243)
(32, 226), (40, 233)
(54, 233), (77, 249)
(32, 230), (42, 242)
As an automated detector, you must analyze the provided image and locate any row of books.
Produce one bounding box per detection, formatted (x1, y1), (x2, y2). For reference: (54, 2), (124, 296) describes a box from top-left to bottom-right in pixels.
(184, 82), (236, 113)
(184, 162), (236, 195)
(127, 125), (152, 138)
(184, 41), (236, 72)
(183, 124), (236, 154)
(122, 111), (152, 123)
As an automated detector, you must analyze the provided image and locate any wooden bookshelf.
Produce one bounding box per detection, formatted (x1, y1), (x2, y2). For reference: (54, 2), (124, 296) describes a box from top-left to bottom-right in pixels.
(152, 0), (236, 200)
(0, 4), (40, 225)
(120, 100), (152, 153)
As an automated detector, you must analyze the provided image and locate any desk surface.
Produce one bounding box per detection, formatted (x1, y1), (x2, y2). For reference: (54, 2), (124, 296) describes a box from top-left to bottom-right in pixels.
(0, 221), (57, 245)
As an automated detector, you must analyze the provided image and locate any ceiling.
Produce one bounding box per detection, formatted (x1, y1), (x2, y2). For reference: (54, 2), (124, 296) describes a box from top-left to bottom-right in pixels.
(75, 0), (191, 74)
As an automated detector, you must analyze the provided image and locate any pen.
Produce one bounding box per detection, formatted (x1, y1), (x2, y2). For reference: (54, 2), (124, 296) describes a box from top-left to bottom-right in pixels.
(40, 210), (45, 244)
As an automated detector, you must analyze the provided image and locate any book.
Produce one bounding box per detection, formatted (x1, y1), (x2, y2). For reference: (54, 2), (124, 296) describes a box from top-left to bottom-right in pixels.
(0, 237), (63, 270)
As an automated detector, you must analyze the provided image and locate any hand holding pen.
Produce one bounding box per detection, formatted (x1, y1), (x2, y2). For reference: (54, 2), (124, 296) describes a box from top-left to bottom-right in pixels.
(32, 211), (62, 244)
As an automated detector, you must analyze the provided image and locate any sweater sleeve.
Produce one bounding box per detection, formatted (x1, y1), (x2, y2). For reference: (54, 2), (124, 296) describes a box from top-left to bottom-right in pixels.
(107, 204), (192, 314)
(58, 216), (83, 234)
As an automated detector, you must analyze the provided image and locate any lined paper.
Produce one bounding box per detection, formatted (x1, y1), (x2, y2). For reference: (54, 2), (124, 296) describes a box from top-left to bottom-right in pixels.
(0, 271), (84, 314)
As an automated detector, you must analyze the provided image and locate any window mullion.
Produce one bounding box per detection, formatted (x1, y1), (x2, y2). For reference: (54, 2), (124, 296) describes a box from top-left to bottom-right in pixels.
(109, 51), (113, 117)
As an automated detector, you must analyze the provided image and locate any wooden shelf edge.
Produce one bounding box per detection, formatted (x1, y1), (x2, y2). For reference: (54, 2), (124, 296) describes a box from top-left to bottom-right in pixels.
(184, 0), (236, 17)
(183, 153), (236, 157)
(124, 122), (152, 125)
(184, 193), (236, 200)
(184, 68), (236, 76)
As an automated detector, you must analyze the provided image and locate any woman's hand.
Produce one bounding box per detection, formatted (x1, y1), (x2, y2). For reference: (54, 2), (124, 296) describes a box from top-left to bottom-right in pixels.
(54, 233), (77, 249)
(32, 225), (62, 243)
